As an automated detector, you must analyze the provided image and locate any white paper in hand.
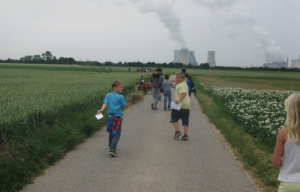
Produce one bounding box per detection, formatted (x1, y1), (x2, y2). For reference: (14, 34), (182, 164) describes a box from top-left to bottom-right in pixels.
(95, 113), (104, 120)
(171, 102), (181, 110)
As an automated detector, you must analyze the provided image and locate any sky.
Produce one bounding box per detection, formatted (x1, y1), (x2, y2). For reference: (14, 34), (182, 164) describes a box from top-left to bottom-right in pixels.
(1, 0), (300, 67)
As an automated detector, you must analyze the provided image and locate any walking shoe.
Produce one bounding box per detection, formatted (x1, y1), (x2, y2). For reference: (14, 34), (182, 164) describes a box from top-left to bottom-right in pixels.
(151, 103), (154, 109)
(181, 134), (188, 140)
(109, 149), (118, 157)
(168, 108), (171, 111)
(174, 131), (181, 138)
(164, 108), (167, 111)
(153, 107), (158, 110)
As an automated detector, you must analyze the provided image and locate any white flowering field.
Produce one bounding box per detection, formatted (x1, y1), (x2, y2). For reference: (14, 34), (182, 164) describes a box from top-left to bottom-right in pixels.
(210, 86), (298, 145)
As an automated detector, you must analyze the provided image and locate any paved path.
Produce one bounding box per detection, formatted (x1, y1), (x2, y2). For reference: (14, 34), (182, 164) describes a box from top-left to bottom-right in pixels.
(22, 78), (257, 192)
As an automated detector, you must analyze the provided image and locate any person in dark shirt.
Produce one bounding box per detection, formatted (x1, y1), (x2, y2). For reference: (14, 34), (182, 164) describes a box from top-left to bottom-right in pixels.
(150, 68), (162, 109)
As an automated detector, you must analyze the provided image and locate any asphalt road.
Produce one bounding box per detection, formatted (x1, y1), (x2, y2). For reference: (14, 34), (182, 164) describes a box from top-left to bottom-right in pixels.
(22, 78), (257, 192)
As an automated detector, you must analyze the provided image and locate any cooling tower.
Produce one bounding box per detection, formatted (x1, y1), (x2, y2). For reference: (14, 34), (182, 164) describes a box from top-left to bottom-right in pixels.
(207, 51), (216, 67)
(180, 48), (189, 65)
(291, 60), (300, 68)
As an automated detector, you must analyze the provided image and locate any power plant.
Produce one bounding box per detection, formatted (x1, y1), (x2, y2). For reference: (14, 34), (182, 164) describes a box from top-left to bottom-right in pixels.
(174, 49), (198, 65)
(263, 55), (288, 68)
(180, 48), (189, 65)
(291, 54), (300, 68)
(207, 51), (216, 67)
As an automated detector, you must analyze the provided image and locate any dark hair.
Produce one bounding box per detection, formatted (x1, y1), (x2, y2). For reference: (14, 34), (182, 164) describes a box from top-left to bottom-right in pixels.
(165, 74), (169, 79)
(188, 76), (192, 80)
(141, 75), (143, 77)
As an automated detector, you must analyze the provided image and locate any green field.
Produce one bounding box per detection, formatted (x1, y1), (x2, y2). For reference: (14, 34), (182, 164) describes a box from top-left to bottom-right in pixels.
(1, 64), (300, 191)
(0, 64), (150, 192)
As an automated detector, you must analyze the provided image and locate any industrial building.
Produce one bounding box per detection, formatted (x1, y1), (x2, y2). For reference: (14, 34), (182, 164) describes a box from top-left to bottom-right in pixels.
(263, 56), (288, 68)
(263, 62), (287, 68)
(174, 49), (198, 65)
(291, 54), (300, 68)
(207, 51), (216, 67)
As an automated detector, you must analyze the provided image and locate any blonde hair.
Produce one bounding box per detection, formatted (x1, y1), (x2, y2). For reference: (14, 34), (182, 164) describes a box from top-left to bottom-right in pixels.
(175, 71), (185, 78)
(111, 80), (123, 89)
(284, 93), (300, 144)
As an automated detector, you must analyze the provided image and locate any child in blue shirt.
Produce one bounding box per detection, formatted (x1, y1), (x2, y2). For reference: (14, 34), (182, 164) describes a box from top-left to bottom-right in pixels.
(186, 76), (196, 97)
(97, 80), (132, 157)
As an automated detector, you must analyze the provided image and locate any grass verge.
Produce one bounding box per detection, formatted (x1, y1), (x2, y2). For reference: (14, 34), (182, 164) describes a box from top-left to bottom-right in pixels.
(193, 80), (280, 192)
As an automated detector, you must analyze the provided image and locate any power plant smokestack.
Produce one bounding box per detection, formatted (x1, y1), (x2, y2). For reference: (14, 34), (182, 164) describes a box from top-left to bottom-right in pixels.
(180, 48), (189, 65)
(207, 51), (216, 67)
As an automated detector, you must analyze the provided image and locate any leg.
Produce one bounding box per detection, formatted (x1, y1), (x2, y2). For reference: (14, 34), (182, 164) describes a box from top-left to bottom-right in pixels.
(152, 88), (155, 104)
(171, 109), (181, 138)
(167, 91), (171, 109)
(154, 88), (160, 108)
(173, 122), (180, 131)
(110, 121), (122, 150)
(108, 132), (113, 148)
(181, 109), (190, 140)
(183, 125), (189, 134)
(163, 91), (167, 109)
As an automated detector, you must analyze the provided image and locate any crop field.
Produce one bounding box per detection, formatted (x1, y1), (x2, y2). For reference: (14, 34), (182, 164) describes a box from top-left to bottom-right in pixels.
(0, 69), (143, 131)
(210, 87), (299, 146)
(195, 73), (300, 147)
(0, 65), (148, 191)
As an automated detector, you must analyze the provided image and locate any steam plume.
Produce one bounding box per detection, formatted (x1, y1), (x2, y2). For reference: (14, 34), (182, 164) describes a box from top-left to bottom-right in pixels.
(129, 0), (186, 48)
(192, 0), (286, 62)
(253, 26), (285, 62)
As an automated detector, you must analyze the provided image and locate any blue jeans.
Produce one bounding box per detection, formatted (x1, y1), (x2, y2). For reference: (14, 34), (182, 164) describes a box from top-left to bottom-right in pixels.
(108, 120), (122, 150)
(163, 90), (171, 109)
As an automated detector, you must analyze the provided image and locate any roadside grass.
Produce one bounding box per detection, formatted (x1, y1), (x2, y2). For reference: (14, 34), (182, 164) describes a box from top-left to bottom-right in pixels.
(194, 79), (280, 192)
(0, 66), (150, 192)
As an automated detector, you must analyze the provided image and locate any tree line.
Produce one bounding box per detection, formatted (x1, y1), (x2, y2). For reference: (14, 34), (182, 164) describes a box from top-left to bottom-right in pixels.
(0, 51), (82, 65)
(1, 51), (299, 72)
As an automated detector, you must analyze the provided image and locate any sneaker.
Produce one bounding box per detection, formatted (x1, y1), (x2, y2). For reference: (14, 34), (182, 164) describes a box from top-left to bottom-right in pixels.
(181, 134), (188, 140)
(168, 108), (171, 111)
(151, 103), (154, 109)
(109, 149), (118, 157)
(153, 107), (158, 110)
(164, 108), (167, 111)
(174, 131), (181, 138)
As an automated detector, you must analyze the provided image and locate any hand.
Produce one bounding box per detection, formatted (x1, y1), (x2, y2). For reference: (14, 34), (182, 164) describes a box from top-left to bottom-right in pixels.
(175, 100), (180, 104)
(97, 109), (103, 114)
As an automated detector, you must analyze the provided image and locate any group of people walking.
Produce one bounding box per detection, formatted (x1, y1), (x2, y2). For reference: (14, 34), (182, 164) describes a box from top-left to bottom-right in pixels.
(149, 67), (195, 141)
(97, 67), (300, 192)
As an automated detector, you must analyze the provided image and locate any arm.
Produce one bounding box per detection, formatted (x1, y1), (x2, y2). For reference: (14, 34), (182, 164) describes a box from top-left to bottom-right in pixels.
(272, 128), (286, 167)
(97, 103), (108, 114)
(171, 83), (174, 88)
(175, 92), (187, 104)
(169, 78), (176, 82)
(122, 102), (133, 110)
